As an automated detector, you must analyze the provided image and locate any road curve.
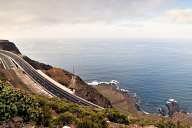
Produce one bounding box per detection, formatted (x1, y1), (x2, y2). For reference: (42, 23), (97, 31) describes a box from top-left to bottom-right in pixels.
(0, 50), (103, 109)
(0, 53), (16, 69)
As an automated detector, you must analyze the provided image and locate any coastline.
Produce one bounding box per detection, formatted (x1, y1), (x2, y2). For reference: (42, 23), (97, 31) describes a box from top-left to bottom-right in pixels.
(89, 80), (191, 119)
(88, 80), (149, 116)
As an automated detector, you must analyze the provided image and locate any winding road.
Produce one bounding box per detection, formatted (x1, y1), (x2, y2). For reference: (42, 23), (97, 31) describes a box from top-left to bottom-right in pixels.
(0, 50), (103, 109)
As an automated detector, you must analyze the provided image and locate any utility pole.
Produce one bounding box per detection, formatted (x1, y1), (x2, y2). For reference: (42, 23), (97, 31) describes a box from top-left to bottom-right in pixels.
(70, 65), (76, 91)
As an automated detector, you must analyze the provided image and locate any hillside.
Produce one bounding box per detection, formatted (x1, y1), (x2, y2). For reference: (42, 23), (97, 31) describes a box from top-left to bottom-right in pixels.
(95, 84), (140, 116)
(0, 40), (111, 108)
(22, 56), (111, 108)
(0, 80), (189, 128)
(0, 80), (128, 127)
(0, 40), (192, 127)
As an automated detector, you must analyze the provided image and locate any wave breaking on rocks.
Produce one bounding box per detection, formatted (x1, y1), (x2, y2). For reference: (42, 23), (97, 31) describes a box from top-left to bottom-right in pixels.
(87, 80), (150, 114)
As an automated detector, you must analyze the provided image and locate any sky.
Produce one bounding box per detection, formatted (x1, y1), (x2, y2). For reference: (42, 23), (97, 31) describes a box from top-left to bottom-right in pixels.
(0, 0), (192, 40)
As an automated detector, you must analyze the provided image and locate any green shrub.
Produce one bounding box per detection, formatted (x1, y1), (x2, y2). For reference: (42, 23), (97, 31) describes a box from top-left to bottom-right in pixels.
(58, 112), (75, 125)
(77, 120), (100, 128)
(0, 82), (44, 123)
(0, 81), (108, 127)
(106, 109), (129, 125)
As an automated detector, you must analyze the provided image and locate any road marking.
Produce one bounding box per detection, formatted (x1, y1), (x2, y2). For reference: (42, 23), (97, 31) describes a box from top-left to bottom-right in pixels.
(0, 58), (6, 69)
(0, 53), (17, 69)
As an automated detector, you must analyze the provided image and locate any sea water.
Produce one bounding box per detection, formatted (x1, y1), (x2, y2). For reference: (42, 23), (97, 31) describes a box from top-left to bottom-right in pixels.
(15, 38), (192, 113)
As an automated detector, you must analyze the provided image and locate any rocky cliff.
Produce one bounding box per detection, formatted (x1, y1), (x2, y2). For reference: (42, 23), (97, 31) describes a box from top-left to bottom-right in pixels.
(0, 40), (21, 54)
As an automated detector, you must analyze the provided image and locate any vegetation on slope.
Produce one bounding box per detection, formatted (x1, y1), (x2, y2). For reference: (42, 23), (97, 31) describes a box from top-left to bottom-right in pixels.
(0, 80), (129, 127)
(0, 80), (190, 128)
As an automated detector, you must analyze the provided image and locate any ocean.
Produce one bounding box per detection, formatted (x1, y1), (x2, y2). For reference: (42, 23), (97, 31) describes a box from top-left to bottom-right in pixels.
(15, 39), (192, 113)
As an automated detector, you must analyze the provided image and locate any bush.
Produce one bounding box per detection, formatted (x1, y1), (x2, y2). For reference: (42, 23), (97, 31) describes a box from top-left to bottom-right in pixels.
(0, 82), (44, 123)
(0, 81), (109, 127)
(77, 120), (100, 128)
(58, 112), (75, 125)
(106, 109), (129, 125)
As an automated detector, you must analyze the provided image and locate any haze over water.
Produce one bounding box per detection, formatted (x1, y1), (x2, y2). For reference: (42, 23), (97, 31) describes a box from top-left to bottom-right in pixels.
(15, 39), (192, 113)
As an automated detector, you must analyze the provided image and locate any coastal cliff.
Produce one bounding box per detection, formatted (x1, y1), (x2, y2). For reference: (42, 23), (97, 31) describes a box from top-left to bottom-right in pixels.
(1, 40), (192, 127)
(0, 40), (111, 108)
(23, 56), (111, 108)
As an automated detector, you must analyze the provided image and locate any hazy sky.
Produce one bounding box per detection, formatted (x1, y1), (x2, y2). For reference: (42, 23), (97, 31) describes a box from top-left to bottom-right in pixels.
(1, 0), (192, 39)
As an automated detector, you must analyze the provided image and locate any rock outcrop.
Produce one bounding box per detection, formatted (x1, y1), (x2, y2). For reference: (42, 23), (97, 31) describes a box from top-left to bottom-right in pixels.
(0, 40), (21, 54)
(159, 99), (181, 117)
(166, 99), (180, 116)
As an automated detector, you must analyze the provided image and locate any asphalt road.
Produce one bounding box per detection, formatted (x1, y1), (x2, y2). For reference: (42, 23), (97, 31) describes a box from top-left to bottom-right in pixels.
(0, 53), (16, 69)
(0, 50), (103, 109)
